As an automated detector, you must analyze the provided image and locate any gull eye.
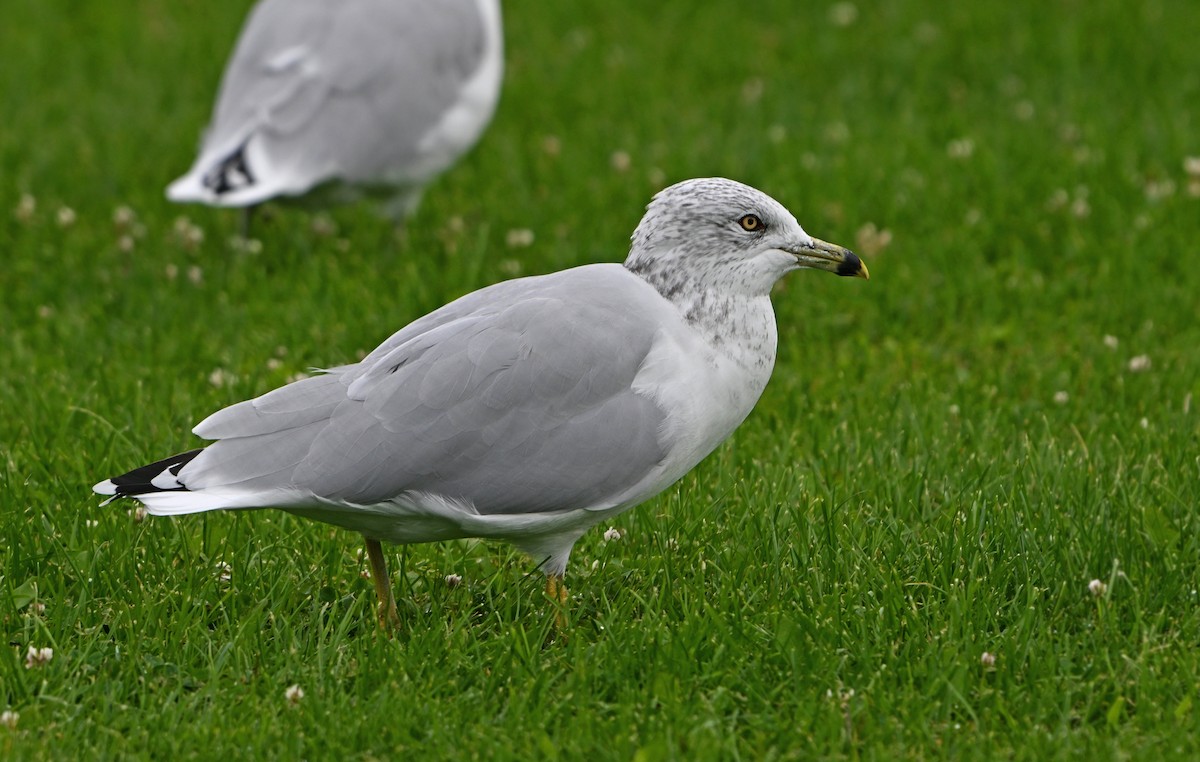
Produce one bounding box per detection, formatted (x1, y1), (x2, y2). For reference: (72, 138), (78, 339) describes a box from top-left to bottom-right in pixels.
(738, 214), (764, 232)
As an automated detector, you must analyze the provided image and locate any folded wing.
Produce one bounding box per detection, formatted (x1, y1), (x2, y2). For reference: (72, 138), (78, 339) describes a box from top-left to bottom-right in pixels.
(178, 266), (670, 515)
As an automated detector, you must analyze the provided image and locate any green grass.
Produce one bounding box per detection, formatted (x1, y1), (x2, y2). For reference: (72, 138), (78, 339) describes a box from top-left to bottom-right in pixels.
(3, 0), (1200, 758)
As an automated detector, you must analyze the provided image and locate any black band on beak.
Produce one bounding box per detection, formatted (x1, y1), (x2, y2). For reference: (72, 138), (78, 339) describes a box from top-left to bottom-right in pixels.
(836, 251), (865, 277)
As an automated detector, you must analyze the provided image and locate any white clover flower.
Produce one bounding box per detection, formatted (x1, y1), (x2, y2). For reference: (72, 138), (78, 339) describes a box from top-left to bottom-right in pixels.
(0, 710), (18, 730)
(505, 228), (535, 248)
(1144, 178), (1176, 201)
(824, 122), (850, 144)
(947, 138), (975, 159)
(310, 213), (336, 237)
(610, 150), (631, 172)
(113, 205), (136, 227)
(178, 221), (205, 250)
(208, 368), (235, 388)
(741, 78), (764, 104)
(187, 265), (204, 285)
(1053, 391), (1069, 405)
(913, 21), (939, 43)
(229, 236), (263, 254)
(1185, 156), (1200, 177)
(285, 684), (305, 706)
(56, 206), (77, 227)
(1103, 334), (1119, 350)
(980, 652), (996, 668)
(1046, 188), (1069, 211)
(24, 646), (53, 669)
(603, 527), (622, 542)
(215, 561), (233, 583)
(1088, 579), (1107, 597)
(129, 505), (148, 523)
(1128, 355), (1151, 372)
(854, 223), (893, 257)
(828, 2), (858, 27)
(14, 193), (36, 221)
(444, 573), (463, 588)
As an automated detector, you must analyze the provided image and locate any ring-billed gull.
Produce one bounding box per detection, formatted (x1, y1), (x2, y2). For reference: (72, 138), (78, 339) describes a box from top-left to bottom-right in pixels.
(95, 178), (868, 629)
(166, 0), (503, 220)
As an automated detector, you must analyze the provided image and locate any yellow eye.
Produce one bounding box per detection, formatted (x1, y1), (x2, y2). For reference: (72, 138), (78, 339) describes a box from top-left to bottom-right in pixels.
(738, 214), (763, 232)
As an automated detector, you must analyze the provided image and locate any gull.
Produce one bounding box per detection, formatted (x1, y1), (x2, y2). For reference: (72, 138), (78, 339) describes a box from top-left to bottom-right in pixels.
(95, 178), (868, 629)
(166, 0), (503, 221)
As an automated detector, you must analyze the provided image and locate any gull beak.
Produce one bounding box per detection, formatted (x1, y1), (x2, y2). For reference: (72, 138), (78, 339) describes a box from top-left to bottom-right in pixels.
(789, 237), (869, 279)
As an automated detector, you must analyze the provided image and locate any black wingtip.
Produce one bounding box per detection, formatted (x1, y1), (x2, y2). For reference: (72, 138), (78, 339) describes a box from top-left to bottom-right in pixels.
(105, 448), (204, 497)
(202, 142), (256, 195)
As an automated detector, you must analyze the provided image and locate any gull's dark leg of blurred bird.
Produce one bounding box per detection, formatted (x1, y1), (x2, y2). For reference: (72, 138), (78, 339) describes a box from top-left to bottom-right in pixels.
(546, 574), (568, 630)
(365, 537), (400, 631)
(239, 206), (255, 239)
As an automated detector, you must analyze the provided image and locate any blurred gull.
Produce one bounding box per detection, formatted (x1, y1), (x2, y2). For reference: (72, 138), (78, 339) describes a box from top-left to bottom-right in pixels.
(167, 0), (503, 220)
(96, 178), (868, 629)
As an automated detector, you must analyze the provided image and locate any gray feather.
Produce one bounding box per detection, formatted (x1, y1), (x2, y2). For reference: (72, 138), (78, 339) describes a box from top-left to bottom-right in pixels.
(209, 0), (487, 174)
(193, 371), (350, 439)
(178, 265), (671, 515)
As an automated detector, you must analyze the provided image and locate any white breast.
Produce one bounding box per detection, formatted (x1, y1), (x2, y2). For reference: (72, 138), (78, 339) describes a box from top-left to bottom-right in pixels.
(602, 293), (778, 510)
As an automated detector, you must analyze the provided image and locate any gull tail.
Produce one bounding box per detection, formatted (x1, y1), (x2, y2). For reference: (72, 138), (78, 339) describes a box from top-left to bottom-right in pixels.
(167, 135), (309, 208)
(93, 449), (240, 515)
(167, 140), (257, 204)
(94, 449), (202, 498)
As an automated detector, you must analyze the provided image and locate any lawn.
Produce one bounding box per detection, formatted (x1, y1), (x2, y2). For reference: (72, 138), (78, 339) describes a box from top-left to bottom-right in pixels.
(2, 0), (1199, 758)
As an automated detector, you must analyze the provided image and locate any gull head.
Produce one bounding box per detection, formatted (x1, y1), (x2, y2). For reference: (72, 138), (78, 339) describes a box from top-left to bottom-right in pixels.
(626, 178), (867, 296)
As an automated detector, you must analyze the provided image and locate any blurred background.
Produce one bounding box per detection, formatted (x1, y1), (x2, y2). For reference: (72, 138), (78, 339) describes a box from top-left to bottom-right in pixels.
(1, 0), (1198, 757)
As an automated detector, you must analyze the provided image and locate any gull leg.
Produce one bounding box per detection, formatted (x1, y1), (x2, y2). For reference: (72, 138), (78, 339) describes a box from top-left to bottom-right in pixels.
(239, 205), (255, 239)
(365, 537), (400, 632)
(545, 574), (568, 630)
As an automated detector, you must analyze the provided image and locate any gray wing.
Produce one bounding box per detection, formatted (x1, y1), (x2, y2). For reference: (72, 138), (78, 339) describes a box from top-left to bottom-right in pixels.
(183, 266), (670, 515)
(199, 0), (489, 182)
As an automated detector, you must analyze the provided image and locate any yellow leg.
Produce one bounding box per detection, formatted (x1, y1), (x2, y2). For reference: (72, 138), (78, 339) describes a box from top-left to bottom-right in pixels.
(365, 537), (400, 632)
(546, 574), (569, 630)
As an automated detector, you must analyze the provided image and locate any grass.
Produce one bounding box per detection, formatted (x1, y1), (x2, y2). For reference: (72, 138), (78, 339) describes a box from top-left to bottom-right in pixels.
(2, 0), (1199, 758)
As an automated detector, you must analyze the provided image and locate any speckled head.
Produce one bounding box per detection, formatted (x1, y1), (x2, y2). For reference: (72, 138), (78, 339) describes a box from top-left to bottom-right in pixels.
(624, 177), (867, 295)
